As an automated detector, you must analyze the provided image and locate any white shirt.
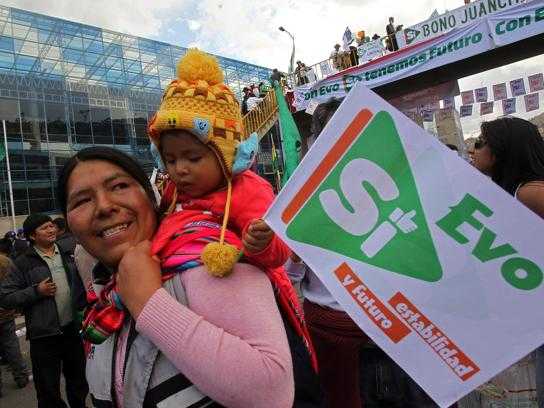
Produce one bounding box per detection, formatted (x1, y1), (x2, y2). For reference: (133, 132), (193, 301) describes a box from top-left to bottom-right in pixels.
(284, 258), (343, 311)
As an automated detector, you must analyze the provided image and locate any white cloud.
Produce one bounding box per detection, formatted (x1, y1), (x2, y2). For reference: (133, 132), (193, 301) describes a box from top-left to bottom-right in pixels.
(187, 19), (201, 31)
(190, 0), (459, 69)
(3, 0), (184, 38)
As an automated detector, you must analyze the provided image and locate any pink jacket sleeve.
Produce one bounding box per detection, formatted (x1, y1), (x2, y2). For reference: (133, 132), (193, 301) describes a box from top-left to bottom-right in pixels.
(135, 263), (294, 408)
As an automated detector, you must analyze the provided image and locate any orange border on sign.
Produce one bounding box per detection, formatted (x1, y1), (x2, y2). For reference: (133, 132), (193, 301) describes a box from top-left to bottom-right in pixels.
(281, 109), (373, 224)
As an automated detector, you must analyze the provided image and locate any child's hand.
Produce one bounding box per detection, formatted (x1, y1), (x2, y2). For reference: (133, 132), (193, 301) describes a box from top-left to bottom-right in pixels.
(243, 219), (274, 254)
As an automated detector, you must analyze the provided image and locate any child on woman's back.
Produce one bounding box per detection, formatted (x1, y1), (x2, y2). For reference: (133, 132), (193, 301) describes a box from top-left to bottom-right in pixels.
(148, 48), (289, 275)
(147, 49), (317, 371)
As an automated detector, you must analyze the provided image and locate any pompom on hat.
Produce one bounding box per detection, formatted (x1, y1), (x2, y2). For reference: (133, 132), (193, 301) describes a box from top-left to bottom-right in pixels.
(148, 48), (259, 278)
(147, 48), (247, 176)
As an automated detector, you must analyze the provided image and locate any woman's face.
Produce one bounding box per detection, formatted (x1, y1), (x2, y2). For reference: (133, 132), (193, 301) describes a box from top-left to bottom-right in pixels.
(472, 145), (495, 176)
(65, 160), (157, 268)
(472, 140), (496, 176)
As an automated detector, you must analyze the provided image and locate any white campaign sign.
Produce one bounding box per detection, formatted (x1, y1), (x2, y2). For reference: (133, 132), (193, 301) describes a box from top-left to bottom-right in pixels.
(357, 40), (385, 63)
(265, 83), (544, 407)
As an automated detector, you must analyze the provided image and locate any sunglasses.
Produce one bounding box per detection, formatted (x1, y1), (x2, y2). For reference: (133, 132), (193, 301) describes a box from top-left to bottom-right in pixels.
(474, 138), (486, 149)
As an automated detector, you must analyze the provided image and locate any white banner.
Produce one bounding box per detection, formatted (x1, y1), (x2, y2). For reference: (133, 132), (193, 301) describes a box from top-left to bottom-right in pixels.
(460, 104), (473, 117)
(319, 60), (335, 78)
(402, 0), (525, 46)
(265, 83), (544, 407)
(461, 90), (475, 105)
(480, 101), (494, 115)
(295, 19), (493, 109)
(475, 87), (488, 102)
(488, 0), (544, 46)
(357, 40), (385, 63)
(503, 97), (517, 114)
(525, 92), (540, 111)
(529, 73), (544, 92)
(510, 78), (527, 96)
(443, 96), (455, 109)
(493, 82), (508, 100)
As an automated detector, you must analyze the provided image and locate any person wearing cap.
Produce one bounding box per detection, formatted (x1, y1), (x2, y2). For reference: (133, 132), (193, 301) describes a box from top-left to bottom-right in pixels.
(330, 44), (343, 70)
(0, 213), (88, 408)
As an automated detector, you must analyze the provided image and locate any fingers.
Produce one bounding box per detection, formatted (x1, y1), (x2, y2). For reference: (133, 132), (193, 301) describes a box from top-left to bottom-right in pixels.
(243, 230), (274, 254)
(247, 229), (274, 242)
(243, 239), (261, 254)
(244, 230), (273, 246)
(248, 219), (272, 233)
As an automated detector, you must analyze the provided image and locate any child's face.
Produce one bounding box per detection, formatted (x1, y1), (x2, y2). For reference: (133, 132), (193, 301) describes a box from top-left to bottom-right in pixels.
(161, 130), (225, 198)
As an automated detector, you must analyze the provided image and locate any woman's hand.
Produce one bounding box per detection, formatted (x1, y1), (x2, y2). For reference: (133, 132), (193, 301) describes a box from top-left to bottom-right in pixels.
(116, 240), (162, 319)
(243, 219), (274, 254)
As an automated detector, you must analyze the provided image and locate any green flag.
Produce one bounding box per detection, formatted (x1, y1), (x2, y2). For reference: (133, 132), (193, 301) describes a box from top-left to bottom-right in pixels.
(274, 82), (301, 187)
(0, 127), (5, 162)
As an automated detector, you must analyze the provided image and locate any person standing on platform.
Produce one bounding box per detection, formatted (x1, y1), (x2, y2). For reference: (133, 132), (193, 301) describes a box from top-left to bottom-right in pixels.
(386, 17), (399, 51)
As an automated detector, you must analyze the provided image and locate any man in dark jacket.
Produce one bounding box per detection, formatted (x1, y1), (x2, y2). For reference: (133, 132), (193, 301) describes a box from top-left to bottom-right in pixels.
(53, 217), (77, 255)
(386, 17), (399, 51)
(0, 213), (88, 408)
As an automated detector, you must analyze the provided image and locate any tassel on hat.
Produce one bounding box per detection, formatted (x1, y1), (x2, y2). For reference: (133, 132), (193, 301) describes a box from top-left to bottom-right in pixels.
(200, 180), (241, 277)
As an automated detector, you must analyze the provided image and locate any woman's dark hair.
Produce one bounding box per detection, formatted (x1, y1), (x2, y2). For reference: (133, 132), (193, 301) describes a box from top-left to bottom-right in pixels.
(57, 146), (158, 215)
(311, 98), (343, 138)
(480, 116), (544, 195)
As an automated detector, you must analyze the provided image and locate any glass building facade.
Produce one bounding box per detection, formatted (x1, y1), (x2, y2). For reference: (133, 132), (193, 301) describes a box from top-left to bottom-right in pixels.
(0, 5), (272, 216)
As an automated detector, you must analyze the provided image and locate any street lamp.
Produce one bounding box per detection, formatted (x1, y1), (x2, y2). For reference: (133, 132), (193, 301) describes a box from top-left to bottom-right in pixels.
(278, 26), (295, 75)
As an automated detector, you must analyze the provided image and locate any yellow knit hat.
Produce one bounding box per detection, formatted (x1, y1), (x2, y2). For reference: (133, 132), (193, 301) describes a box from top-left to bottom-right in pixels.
(147, 48), (245, 176)
(148, 48), (260, 278)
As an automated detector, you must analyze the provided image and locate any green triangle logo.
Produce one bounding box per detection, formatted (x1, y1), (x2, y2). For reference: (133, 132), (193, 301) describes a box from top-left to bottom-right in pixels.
(286, 110), (443, 282)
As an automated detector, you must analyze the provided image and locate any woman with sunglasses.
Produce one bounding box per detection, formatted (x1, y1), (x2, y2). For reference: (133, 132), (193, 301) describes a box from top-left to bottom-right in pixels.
(472, 116), (544, 407)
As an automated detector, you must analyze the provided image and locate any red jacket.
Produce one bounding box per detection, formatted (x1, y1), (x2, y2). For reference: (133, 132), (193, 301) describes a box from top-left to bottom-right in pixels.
(161, 170), (290, 269)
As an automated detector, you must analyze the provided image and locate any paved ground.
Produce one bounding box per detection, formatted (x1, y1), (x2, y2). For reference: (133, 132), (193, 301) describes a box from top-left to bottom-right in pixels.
(0, 317), (92, 407)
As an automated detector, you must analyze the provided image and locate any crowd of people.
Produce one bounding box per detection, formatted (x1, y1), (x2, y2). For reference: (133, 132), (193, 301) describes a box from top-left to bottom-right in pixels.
(0, 47), (543, 408)
(292, 16), (404, 86)
(241, 82), (270, 115)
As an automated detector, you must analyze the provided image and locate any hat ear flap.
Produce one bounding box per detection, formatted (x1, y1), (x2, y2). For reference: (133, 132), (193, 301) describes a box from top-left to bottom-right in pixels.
(232, 133), (258, 175)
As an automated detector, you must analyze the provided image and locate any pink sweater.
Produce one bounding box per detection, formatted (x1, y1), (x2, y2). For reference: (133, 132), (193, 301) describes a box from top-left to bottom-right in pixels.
(115, 263), (294, 408)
